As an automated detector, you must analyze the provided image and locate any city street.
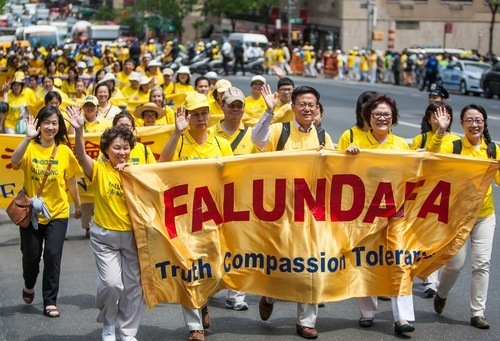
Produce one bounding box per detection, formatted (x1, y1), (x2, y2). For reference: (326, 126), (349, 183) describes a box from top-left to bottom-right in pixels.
(1, 77), (500, 340)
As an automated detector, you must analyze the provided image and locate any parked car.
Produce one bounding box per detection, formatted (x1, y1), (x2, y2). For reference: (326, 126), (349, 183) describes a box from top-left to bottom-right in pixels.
(437, 60), (492, 96)
(480, 62), (500, 99)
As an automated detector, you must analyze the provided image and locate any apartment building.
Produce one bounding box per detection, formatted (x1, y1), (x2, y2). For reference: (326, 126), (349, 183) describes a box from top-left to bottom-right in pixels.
(282, 0), (499, 54)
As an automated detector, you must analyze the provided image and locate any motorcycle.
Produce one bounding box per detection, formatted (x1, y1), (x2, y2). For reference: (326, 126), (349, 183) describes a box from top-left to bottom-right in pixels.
(226, 57), (265, 75)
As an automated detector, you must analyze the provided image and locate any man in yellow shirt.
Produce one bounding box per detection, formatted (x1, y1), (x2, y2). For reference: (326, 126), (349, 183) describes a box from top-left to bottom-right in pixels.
(116, 59), (135, 90)
(251, 85), (334, 339)
(242, 75), (267, 127)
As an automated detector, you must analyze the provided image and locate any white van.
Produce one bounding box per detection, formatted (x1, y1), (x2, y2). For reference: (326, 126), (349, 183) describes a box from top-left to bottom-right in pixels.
(15, 25), (60, 47)
(227, 33), (268, 49)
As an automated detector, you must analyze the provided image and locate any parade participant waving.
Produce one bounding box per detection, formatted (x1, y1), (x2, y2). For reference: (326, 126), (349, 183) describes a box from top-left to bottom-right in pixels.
(11, 106), (82, 318)
(68, 108), (144, 341)
(434, 104), (500, 330)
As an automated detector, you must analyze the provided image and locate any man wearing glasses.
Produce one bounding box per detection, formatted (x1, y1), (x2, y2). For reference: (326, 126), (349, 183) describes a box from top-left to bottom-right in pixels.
(251, 85), (334, 339)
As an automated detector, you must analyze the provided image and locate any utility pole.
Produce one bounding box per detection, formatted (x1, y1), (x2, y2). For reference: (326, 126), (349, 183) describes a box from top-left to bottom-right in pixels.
(288, 0), (292, 45)
(367, 0), (372, 50)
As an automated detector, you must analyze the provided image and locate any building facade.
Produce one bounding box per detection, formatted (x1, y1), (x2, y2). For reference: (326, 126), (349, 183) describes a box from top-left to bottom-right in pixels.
(280, 0), (499, 54)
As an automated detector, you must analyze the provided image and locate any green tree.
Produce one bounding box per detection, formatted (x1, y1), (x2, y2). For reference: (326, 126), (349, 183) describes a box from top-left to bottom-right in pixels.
(486, 0), (500, 54)
(133, 0), (198, 38)
(202, 0), (279, 32)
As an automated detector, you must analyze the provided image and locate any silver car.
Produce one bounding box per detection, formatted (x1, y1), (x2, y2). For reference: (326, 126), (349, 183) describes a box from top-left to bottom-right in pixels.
(437, 60), (492, 96)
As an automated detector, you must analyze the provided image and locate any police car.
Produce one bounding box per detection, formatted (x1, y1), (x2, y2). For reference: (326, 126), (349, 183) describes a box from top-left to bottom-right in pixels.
(437, 60), (492, 96)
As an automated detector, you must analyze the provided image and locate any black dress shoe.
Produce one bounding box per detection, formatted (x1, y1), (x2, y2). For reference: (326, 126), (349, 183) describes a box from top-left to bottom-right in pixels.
(471, 316), (490, 329)
(359, 318), (373, 328)
(434, 294), (447, 314)
(394, 322), (415, 334)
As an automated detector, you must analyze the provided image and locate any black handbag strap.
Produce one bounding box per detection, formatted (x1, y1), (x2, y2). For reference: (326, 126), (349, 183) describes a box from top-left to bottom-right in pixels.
(230, 126), (248, 151)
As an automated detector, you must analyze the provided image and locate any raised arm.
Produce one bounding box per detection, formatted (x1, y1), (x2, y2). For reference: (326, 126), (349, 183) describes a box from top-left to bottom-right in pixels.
(159, 105), (189, 162)
(66, 106), (94, 178)
(251, 84), (276, 151)
(11, 115), (40, 168)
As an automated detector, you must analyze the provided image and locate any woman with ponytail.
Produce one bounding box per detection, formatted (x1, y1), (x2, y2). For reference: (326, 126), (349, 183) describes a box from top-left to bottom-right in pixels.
(434, 104), (500, 329)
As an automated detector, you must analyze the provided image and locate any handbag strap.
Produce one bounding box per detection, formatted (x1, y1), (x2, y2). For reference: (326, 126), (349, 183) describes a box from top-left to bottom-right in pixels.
(36, 145), (58, 198)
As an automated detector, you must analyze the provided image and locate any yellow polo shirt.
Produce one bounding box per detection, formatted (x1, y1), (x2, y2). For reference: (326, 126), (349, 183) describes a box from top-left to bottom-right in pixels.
(337, 125), (368, 151)
(441, 137), (500, 218)
(266, 122), (334, 151)
(411, 131), (460, 152)
(172, 129), (233, 161)
(211, 121), (259, 155)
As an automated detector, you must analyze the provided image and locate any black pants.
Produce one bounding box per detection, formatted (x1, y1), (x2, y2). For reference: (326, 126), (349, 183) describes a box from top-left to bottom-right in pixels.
(421, 71), (437, 91)
(233, 56), (245, 75)
(222, 55), (231, 75)
(20, 218), (68, 306)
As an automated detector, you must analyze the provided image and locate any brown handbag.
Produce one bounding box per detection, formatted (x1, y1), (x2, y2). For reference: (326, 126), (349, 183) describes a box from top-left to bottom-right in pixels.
(6, 146), (58, 228)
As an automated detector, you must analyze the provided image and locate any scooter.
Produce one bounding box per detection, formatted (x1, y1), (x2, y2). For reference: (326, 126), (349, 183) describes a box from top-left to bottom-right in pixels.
(186, 53), (211, 75)
(227, 57), (265, 75)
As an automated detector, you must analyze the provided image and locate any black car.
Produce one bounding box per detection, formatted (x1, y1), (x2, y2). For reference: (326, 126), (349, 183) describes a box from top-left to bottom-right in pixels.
(480, 62), (500, 98)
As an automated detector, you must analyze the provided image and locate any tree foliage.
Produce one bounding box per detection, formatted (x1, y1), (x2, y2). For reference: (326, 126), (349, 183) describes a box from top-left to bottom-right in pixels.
(132, 0), (199, 38)
(202, 0), (279, 32)
(485, 0), (500, 54)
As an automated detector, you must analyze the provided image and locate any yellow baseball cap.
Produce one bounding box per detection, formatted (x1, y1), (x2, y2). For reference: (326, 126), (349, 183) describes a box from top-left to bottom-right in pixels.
(184, 92), (209, 111)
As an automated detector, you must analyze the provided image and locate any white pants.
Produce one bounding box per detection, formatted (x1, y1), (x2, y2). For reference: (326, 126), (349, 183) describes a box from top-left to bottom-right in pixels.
(182, 306), (204, 331)
(424, 269), (439, 291)
(226, 290), (246, 303)
(266, 297), (318, 327)
(438, 214), (496, 317)
(90, 224), (143, 337)
(357, 295), (415, 321)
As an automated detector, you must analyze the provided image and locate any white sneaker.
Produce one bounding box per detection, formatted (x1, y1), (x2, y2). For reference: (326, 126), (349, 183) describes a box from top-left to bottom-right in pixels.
(225, 300), (249, 311)
(102, 324), (116, 341)
(120, 336), (137, 341)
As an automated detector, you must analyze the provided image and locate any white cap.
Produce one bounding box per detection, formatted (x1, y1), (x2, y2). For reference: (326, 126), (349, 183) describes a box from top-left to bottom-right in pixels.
(250, 75), (266, 85)
(205, 71), (218, 79)
(76, 61), (87, 69)
(177, 66), (191, 75)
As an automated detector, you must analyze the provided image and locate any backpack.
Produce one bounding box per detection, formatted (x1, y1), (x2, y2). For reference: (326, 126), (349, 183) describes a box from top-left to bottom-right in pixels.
(452, 140), (497, 159)
(276, 122), (326, 151)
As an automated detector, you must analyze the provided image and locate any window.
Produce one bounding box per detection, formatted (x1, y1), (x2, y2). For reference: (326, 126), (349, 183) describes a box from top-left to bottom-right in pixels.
(396, 21), (420, 30)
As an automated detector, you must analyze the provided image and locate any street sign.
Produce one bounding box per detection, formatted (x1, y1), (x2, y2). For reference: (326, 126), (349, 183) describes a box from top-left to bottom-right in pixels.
(291, 18), (302, 24)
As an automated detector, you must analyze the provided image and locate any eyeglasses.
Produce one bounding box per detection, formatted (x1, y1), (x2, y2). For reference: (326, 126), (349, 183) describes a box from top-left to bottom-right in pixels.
(279, 87), (293, 93)
(295, 102), (317, 109)
(464, 118), (484, 126)
(371, 111), (392, 119)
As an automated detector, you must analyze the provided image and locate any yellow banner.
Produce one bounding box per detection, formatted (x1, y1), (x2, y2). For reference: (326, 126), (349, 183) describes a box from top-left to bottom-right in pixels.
(0, 126), (174, 207)
(119, 150), (498, 309)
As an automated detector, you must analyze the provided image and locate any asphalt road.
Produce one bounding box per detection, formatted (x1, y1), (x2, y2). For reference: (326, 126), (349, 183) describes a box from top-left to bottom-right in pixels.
(1, 77), (499, 341)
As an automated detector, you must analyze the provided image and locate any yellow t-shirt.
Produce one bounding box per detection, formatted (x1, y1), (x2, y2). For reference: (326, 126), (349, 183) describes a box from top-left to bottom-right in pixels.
(5, 90), (33, 130)
(129, 142), (157, 165)
(337, 125), (368, 151)
(122, 85), (138, 99)
(441, 137), (500, 218)
(92, 161), (132, 231)
(172, 129), (233, 161)
(207, 97), (223, 127)
(61, 81), (76, 98)
(83, 116), (112, 133)
(355, 130), (410, 150)
(411, 131), (460, 152)
(272, 103), (294, 124)
(243, 95), (267, 127)
(116, 71), (132, 89)
(266, 122), (334, 151)
(18, 143), (80, 224)
(211, 121), (259, 155)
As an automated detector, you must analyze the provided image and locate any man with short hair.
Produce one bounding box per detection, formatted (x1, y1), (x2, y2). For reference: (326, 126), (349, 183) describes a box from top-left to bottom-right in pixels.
(117, 58), (135, 89)
(251, 85), (334, 339)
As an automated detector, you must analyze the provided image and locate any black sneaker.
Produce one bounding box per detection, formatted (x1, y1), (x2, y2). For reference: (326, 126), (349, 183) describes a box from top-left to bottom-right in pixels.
(434, 294), (446, 314)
